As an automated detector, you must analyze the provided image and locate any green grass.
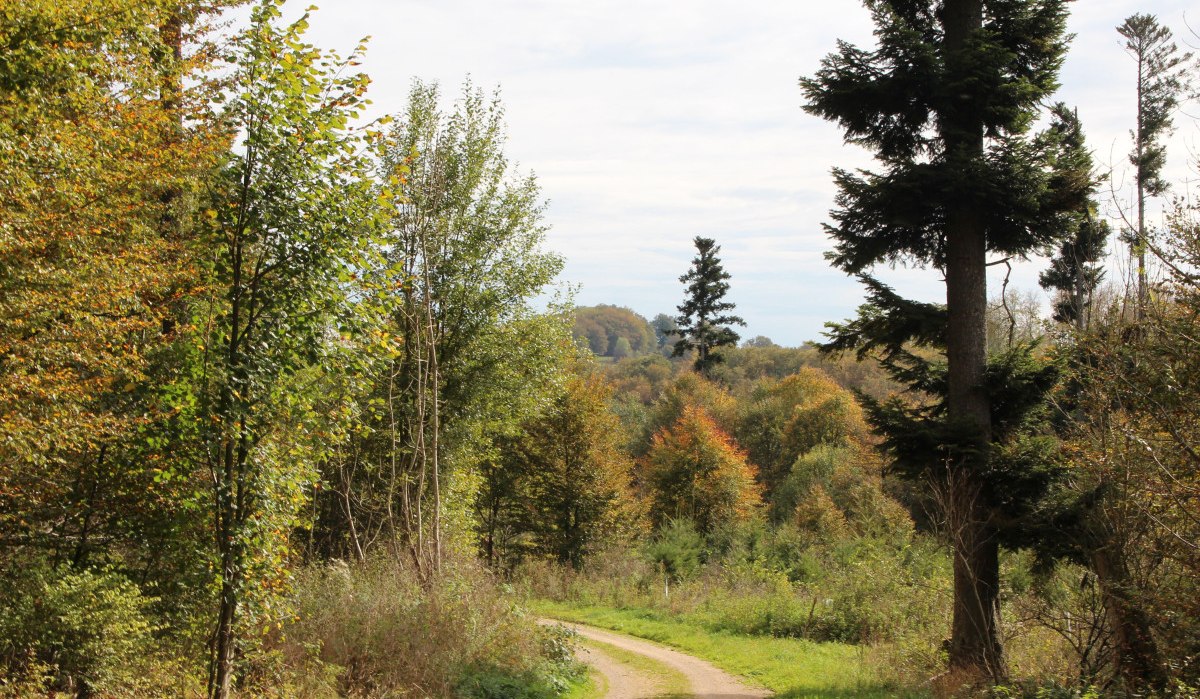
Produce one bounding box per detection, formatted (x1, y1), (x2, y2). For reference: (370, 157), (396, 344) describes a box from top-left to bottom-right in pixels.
(533, 600), (929, 699)
(561, 666), (604, 699)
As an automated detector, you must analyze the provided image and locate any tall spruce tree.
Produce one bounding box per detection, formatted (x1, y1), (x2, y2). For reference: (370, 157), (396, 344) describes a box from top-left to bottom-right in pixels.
(802, 0), (1072, 679)
(1117, 14), (1191, 317)
(1038, 104), (1110, 330)
(673, 237), (745, 376)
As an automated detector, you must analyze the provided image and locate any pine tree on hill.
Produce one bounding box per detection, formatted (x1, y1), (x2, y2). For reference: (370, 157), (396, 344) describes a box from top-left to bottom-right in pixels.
(673, 237), (745, 376)
(803, 0), (1077, 680)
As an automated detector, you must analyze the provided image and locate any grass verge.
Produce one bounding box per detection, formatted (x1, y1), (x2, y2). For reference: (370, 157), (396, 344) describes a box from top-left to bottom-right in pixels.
(561, 666), (604, 699)
(532, 600), (929, 699)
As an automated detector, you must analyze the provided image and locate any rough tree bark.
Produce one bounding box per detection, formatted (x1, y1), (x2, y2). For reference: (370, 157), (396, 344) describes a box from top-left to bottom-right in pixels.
(942, 0), (1004, 680)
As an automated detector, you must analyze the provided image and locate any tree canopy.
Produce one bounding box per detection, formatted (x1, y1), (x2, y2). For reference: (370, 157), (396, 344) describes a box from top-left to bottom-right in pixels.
(1117, 13), (1192, 315)
(573, 304), (657, 358)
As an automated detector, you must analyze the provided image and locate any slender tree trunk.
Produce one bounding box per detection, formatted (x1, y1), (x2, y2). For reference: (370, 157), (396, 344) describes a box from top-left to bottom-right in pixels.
(209, 416), (243, 699)
(1074, 245), (1087, 332)
(426, 281), (442, 573)
(1134, 52), (1147, 320)
(1089, 534), (1166, 690)
(209, 544), (238, 699)
(209, 236), (245, 699)
(391, 226), (444, 582)
(942, 0), (1003, 680)
(485, 493), (499, 567)
(71, 445), (106, 568)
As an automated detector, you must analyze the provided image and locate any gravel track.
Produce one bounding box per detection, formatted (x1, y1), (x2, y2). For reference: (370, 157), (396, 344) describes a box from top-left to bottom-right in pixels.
(542, 619), (772, 699)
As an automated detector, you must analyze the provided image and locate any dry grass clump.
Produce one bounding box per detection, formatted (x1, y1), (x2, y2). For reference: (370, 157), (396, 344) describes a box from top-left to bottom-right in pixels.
(281, 555), (581, 698)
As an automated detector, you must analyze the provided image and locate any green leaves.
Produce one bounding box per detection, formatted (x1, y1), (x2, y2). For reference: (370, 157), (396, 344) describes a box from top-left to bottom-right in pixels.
(182, 4), (388, 689)
(307, 78), (571, 567)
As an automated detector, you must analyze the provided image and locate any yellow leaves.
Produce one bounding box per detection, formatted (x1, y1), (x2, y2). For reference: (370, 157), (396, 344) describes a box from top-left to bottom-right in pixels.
(793, 484), (850, 539)
(0, 55), (215, 453)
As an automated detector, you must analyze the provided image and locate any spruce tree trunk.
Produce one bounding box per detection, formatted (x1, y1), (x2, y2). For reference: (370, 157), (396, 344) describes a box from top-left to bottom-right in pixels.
(942, 0), (1004, 680)
(946, 473), (1003, 677)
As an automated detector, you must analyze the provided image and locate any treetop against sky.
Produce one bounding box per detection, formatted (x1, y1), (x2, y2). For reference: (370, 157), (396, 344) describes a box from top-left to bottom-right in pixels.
(261, 0), (1197, 346)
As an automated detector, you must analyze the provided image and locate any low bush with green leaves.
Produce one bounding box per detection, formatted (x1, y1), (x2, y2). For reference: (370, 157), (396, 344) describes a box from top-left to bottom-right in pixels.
(0, 562), (168, 697)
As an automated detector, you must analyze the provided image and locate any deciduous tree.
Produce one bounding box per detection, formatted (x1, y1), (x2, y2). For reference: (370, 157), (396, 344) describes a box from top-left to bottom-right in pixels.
(651, 313), (681, 353)
(310, 80), (569, 573)
(0, 0), (227, 563)
(645, 405), (760, 534)
(573, 305), (657, 357)
(734, 368), (868, 507)
(1043, 200), (1200, 692)
(478, 369), (639, 569)
(189, 4), (380, 694)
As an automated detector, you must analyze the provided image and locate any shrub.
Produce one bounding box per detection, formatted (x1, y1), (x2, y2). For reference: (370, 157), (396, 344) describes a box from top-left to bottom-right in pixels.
(281, 557), (583, 698)
(645, 519), (706, 581)
(0, 564), (161, 697)
(456, 625), (584, 699)
(771, 444), (848, 522)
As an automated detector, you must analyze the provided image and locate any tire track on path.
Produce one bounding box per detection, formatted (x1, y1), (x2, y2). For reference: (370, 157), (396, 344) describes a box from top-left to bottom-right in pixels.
(541, 619), (772, 699)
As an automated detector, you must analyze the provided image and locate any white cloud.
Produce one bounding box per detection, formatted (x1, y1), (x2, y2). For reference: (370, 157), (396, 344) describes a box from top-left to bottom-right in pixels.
(279, 0), (1198, 345)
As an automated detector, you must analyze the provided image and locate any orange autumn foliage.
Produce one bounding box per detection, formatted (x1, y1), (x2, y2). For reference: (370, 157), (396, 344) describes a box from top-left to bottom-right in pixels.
(0, 2), (228, 462)
(0, 1), (234, 560)
(645, 405), (761, 533)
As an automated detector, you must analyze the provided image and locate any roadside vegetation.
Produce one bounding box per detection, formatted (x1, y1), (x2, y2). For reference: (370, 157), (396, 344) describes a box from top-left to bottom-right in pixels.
(534, 601), (899, 699)
(2, 1), (1199, 698)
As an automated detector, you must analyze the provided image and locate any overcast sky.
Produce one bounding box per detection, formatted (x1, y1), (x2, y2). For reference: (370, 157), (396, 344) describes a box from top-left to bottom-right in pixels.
(277, 1), (1198, 346)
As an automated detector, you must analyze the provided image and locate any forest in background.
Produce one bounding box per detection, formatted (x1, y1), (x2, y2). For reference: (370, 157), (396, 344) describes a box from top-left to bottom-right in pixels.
(1, 1), (1199, 698)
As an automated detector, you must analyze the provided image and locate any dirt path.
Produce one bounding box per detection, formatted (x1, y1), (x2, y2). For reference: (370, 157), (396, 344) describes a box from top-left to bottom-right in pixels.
(573, 641), (663, 699)
(542, 619), (772, 699)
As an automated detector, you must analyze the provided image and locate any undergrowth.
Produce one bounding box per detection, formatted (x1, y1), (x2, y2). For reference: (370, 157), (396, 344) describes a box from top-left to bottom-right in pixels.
(279, 557), (585, 698)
